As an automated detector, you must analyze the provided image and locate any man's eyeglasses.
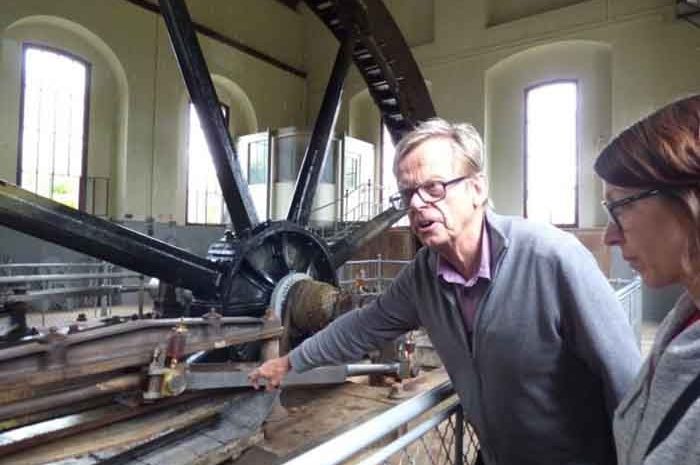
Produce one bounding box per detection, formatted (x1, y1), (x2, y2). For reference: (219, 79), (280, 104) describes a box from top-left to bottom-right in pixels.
(601, 188), (662, 230)
(389, 176), (468, 211)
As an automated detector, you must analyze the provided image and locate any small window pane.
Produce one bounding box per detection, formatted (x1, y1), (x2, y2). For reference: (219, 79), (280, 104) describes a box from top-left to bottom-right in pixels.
(248, 139), (268, 185)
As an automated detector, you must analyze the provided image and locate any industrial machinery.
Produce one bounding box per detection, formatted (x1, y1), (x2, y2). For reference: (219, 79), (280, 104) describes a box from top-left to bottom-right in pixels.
(0, 0), (435, 462)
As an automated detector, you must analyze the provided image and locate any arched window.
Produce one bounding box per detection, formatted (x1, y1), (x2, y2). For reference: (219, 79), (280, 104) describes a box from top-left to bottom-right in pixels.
(524, 81), (578, 227)
(186, 103), (231, 225)
(18, 44), (90, 209)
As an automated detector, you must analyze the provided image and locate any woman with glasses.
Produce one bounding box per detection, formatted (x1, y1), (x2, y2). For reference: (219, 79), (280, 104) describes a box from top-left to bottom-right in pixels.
(595, 94), (700, 465)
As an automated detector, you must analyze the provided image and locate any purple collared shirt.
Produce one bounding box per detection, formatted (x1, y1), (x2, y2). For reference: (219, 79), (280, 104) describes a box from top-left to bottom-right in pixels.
(437, 225), (491, 334)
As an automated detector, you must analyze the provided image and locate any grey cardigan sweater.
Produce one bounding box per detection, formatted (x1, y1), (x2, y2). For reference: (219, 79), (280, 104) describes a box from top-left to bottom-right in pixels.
(614, 292), (700, 465)
(290, 211), (641, 465)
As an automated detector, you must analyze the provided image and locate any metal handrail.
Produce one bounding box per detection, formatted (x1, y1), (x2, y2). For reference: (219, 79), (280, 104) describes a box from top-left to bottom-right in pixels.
(311, 180), (387, 218)
(281, 380), (455, 465)
(0, 272), (139, 285)
(310, 180), (373, 213)
(344, 258), (411, 266)
(0, 263), (105, 269)
(354, 399), (461, 465)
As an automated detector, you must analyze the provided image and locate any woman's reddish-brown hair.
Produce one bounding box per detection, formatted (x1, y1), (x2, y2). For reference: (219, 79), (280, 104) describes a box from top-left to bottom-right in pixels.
(595, 95), (700, 188)
(595, 94), (700, 273)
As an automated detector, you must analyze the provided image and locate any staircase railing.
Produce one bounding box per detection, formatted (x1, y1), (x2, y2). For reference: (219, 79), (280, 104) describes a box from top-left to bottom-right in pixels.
(311, 181), (389, 240)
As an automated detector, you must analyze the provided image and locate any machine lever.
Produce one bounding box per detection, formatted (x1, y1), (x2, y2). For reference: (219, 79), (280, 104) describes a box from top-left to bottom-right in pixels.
(184, 363), (403, 390)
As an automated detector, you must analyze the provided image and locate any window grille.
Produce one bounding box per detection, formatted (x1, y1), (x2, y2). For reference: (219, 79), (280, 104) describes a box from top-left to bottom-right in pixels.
(18, 45), (90, 210)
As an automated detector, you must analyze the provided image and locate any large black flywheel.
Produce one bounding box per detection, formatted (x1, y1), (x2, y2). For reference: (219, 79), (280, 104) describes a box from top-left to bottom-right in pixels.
(193, 221), (336, 318)
(158, 0), (437, 324)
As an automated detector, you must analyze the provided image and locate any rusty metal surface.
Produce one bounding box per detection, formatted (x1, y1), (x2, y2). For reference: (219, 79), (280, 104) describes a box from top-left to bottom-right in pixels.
(285, 279), (340, 334)
(0, 391), (277, 465)
(0, 317), (282, 405)
(0, 373), (142, 423)
(0, 392), (209, 456)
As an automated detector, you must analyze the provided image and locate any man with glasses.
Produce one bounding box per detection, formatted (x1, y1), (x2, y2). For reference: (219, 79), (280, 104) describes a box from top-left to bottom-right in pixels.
(251, 118), (640, 465)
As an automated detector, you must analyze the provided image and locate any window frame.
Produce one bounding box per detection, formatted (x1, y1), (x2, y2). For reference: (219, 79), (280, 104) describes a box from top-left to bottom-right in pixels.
(17, 42), (92, 210)
(523, 79), (579, 228)
(185, 102), (231, 226)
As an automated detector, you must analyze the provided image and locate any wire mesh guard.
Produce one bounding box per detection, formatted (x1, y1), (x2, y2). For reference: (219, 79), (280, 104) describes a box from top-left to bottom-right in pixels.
(383, 412), (478, 465)
(349, 404), (480, 465)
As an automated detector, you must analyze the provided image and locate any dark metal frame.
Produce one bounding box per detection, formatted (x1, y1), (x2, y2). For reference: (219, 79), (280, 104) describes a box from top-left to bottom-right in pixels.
(522, 79), (580, 229)
(677, 0), (700, 27)
(16, 42), (92, 212)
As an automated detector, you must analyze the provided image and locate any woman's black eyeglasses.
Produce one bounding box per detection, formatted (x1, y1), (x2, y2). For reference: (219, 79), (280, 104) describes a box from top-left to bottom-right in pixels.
(601, 189), (662, 230)
(389, 176), (468, 210)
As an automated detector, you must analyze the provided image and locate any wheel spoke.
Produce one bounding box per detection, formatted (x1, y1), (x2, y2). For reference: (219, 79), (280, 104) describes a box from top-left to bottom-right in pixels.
(161, 0), (259, 233)
(287, 38), (354, 226)
(240, 258), (276, 290)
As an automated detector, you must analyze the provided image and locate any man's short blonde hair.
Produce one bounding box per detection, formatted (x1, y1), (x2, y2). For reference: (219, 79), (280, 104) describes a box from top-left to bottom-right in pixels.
(392, 118), (485, 177)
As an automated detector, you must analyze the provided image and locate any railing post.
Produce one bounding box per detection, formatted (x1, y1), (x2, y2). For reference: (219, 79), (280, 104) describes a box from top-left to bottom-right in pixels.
(377, 254), (383, 293)
(455, 406), (465, 465)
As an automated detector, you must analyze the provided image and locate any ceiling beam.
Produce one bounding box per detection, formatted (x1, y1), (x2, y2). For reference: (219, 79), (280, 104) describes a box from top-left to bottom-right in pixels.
(123, 0), (306, 78)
